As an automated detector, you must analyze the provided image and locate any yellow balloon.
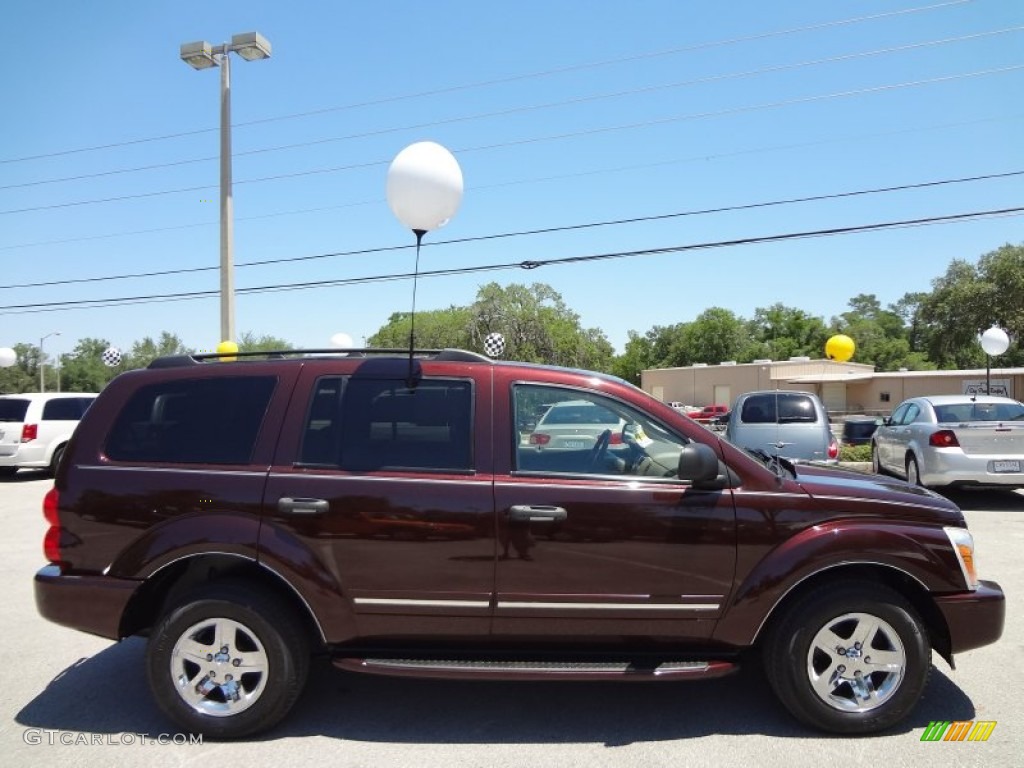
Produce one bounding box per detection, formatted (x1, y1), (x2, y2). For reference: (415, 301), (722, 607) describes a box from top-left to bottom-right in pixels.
(216, 340), (239, 362)
(825, 334), (855, 362)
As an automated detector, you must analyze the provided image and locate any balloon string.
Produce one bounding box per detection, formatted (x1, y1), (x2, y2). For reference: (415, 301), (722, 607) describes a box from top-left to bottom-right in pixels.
(407, 229), (425, 386)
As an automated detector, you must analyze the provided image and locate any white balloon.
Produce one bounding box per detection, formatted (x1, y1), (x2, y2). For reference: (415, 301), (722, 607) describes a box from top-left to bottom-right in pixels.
(329, 332), (353, 349)
(0, 347), (16, 368)
(979, 326), (1010, 356)
(386, 141), (463, 232)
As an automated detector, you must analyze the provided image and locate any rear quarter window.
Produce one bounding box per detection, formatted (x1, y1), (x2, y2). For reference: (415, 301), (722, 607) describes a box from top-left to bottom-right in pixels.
(105, 376), (276, 464)
(0, 399), (30, 422)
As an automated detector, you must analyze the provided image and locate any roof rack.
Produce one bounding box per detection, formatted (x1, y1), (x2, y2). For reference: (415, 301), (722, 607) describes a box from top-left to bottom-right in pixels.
(147, 347), (492, 369)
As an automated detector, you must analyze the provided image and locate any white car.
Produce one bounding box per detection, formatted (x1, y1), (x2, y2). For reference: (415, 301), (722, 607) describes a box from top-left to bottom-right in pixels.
(871, 395), (1024, 489)
(527, 399), (626, 451)
(0, 393), (97, 477)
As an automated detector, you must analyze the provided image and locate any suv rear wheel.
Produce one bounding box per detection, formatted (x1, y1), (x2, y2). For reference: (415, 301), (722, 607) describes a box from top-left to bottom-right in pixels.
(764, 581), (930, 734)
(146, 581), (310, 739)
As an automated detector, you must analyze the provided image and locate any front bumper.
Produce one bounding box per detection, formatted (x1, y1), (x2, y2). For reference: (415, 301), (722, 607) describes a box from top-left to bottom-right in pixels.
(934, 579), (1005, 655)
(34, 564), (139, 640)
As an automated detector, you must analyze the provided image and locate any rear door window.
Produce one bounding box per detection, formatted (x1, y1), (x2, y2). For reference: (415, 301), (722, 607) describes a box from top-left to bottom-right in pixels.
(105, 377), (276, 464)
(298, 376), (474, 472)
(42, 398), (89, 421)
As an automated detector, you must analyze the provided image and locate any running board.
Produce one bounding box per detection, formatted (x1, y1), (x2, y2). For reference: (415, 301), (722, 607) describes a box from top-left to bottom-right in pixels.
(333, 657), (738, 681)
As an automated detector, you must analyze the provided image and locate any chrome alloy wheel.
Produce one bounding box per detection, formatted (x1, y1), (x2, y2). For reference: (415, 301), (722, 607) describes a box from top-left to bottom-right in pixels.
(170, 617), (270, 718)
(806, 612), (906, 712)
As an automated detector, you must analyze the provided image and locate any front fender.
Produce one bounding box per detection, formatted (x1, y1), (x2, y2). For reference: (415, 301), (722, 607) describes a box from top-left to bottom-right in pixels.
(714, 521), (965, 646)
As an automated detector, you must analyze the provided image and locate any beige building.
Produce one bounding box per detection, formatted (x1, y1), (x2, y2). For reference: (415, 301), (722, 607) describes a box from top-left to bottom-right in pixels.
(641, 359), (1024, 417)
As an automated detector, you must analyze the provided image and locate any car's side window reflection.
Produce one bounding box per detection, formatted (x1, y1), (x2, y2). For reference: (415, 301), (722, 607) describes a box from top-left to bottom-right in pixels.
(513, 384), (687, 478)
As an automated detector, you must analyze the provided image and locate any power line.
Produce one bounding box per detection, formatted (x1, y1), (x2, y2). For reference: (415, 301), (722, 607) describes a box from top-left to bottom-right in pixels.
(4, 64), (1021, 217)
(2, 206), (1019, 314)
(3, 114), (1019, 253)
(3, 169), (1019, 291)
(8, 24), (1018, 192)
(0, 0), (972, 166)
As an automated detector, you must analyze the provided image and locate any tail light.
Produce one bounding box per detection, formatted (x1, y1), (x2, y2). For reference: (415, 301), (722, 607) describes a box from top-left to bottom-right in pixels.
(609, 433), (624, 445)
(930, 430), (960, 448)
(21, 423), (38, 442)
(529, 433), (551, 446)
(827, 435), (839, 460)
(43, 487), (65, 567)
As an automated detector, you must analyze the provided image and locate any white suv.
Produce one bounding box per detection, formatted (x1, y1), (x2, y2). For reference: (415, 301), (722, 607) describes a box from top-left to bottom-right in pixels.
(0, 393), (97, 477)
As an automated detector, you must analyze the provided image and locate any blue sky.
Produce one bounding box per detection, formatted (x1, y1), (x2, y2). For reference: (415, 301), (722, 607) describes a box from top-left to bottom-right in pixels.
(2, 0), (1022, 359)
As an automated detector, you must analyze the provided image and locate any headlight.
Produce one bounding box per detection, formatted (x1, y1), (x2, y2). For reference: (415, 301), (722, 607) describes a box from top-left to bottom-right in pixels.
(944, 527), (978, 591)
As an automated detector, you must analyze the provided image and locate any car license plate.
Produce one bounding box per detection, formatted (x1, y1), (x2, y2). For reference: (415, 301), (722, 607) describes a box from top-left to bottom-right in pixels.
(564, 440), (586, 449)
(992, 460), (1021, 473)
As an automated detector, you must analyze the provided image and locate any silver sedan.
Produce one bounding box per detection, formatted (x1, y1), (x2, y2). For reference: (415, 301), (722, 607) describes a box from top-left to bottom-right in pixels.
(871, 395), (1024, 489)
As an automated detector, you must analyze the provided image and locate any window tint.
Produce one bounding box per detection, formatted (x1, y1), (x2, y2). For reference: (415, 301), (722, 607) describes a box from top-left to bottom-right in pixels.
(903, 404), (921, 425)
(300, 377), (473, 471)
(0, 399), (30, 422)
(740, 393), (817, 424)
(105, 377), (276, 464)
(516, 385), (688, 478)
(889, 403), (909, 425)
(42, 398), (90, 421)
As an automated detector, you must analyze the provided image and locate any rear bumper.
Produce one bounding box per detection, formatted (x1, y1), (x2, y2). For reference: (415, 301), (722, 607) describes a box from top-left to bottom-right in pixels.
(934, 579), (1005, 655)
(34, 564), (139, 640)
(921, 452), (1024, 487)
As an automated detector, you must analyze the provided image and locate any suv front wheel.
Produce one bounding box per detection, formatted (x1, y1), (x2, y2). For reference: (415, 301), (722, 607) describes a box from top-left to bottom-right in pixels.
(146, 581), (310, 739)
(764, 581), (930, 734)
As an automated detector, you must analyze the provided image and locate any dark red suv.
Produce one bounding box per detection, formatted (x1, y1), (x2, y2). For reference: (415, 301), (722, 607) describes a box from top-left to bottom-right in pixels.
(35, 349), (1004, 739)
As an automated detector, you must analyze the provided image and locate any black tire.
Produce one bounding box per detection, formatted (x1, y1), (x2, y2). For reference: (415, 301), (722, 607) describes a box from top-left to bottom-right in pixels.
(146, 581), (310, 739)
(906, 455), (922, 487)
(763, 581), (930, 734)
(870, 443), (884, 476)
(49, 444), (66, 477)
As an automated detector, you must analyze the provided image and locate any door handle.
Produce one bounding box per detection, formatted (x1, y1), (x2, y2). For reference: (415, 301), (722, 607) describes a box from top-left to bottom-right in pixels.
(277, 497), (329, 515)
(508, 505), (567, 523)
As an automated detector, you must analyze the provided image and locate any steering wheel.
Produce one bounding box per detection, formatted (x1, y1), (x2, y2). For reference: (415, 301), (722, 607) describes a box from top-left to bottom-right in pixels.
(589, 429), (612, 471)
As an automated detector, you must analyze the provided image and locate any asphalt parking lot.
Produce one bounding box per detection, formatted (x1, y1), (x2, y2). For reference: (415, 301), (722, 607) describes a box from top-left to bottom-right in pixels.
(1, 472), (1020, 767)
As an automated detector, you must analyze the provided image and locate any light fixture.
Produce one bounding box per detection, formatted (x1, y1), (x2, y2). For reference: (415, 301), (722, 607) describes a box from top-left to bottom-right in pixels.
(179, 41), (217, 70)
(230, 32), (272, 61)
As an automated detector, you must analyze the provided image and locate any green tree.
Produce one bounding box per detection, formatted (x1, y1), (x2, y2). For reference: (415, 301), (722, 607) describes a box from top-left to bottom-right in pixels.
(917, 244), (1024, 367)
(59, 338), (119, 392)
(368, 283), (613, 369)
(747, 304), (829, 361)
(124, 332), (191, 369)
(237, 332), (294, 353)
(682, 308), (751, 364)
(368, 307), (472, 350)
(610, 330), (654, 384)
(0, 343), (37, 393)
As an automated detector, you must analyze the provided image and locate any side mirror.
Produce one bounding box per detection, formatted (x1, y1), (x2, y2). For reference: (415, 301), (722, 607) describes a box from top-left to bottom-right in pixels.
(677, 443), (723, 487)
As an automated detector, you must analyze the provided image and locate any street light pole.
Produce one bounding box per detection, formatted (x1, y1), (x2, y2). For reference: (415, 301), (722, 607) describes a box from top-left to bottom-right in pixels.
(219, 50), (235, 345)
(180, 32), (271, 345)
(39, 331), (60, 392)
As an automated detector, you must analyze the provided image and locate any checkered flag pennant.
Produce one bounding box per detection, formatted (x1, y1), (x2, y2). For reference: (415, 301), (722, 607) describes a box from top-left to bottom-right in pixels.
(101, 346), (122, 367)
(483, 332), (505, 358)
